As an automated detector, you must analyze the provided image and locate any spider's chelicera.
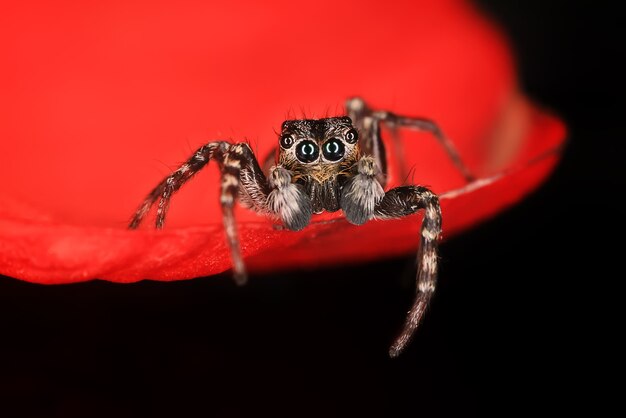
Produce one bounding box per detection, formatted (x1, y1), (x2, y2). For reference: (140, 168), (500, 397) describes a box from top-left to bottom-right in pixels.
(129, 97), (474, 357)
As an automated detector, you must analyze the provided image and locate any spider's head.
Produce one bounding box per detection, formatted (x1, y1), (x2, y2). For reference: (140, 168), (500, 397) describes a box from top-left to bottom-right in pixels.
(277, 116), (359, 180)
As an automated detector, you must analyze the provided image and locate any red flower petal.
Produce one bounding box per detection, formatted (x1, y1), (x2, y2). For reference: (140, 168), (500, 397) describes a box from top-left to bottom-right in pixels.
(0, 0), (565, 284)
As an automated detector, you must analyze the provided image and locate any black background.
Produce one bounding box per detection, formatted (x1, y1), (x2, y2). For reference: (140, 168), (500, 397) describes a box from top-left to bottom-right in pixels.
(1, 1), (620, 416)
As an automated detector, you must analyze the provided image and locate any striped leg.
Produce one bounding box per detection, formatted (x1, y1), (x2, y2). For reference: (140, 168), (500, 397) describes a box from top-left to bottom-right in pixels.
(129, 141), (272, 285)
(221, 147), (313, 282)
(129, 141), (230, 229)
(375, 185), (442, 358)
(345, 98), (388, 187)
(220, 144), (251, 285)
(346, 97), (475, 184)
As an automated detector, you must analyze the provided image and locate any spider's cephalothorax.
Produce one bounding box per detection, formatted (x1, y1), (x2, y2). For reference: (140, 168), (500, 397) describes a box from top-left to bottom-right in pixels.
(276, 117), (379, 219)
(129, 97), (474, 357)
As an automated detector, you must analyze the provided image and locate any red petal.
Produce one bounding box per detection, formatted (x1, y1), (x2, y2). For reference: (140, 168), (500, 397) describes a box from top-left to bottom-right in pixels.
(0, 0), (566, 284)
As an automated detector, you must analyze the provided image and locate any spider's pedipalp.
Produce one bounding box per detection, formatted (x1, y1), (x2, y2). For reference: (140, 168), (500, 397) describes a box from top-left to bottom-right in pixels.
(374, 185), (442, 358)
(267, 166), (312, 231)
(340, 155), (384, 225)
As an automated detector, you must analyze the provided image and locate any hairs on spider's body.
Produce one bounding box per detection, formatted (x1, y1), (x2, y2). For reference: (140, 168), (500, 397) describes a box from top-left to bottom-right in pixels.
(129, 97), (474, 357)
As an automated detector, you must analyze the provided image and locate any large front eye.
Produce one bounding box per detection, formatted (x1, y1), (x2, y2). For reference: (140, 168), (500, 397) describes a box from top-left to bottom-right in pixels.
(295, 140), (319, 163)
(322, 138), (345, 162)
(280, 134), (294, 149)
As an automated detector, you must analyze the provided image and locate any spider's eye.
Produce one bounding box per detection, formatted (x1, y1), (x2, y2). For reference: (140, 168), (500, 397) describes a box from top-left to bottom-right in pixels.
(295, 140), (319, 163)
(322, 138), (345, 162)
(280, 134), (294, 149)
(345, 128), (358, 144)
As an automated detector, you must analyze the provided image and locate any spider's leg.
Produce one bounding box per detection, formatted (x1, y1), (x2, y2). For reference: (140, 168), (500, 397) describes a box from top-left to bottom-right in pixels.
(346, 97), (475, 183)
(219, 144), (253, 285)
(129, 141), (230, 229)
(346, 98), (388, 187)
(374, 185), (442, 358)
(261, 146), (277, 175)
(218, 143), (311, 283)
(128, 140), (249, 284)
(376, 111), (475, 182)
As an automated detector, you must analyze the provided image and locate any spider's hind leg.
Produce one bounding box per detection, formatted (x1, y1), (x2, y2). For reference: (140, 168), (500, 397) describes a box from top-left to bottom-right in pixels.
(129, 141), (230, 229)
(345, 98), (389, 187)
(129, 141), (274, 285)
(346, 97), (475, 183)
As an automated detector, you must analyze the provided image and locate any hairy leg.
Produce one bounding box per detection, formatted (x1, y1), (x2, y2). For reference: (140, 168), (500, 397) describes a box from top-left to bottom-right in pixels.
(375, 185), (442, 357)
(128, 142), (266, 284)
(346, 97), (475, 184)
(219, 144), (256, 284)
(345, 98), (388, 186)
(129, 141), (230, 229)
(129, 140), (314, 282)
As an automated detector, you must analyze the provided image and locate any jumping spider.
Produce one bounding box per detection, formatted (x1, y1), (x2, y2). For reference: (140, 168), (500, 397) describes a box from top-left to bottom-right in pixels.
(129, 97), (474, 357)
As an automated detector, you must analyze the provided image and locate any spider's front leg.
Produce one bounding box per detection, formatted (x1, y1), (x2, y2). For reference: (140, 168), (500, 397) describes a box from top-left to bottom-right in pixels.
(339, 155), (441, 357)
(218, 144), (258, 284)
(218, 154), (313, 281)
(374, 185), (442, 358)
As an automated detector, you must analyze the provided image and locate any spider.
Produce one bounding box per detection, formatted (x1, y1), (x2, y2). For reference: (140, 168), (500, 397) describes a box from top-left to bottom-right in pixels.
(129, 97), (474, 357)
